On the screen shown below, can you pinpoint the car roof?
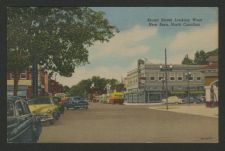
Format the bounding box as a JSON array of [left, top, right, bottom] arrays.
[[30, 96, 51, 99], [7, 96, 23, 102]]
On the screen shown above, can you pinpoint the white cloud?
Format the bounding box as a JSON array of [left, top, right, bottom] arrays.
[[169, 23, 218, 55], [89, 25, 158, 61], [167, 23, 218, 64], [56, 24, 159, 87]]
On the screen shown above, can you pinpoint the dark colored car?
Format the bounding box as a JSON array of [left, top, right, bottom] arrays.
[[65, 96, 89, 110], [7, 96, 42, 143], [182, 96, 203, 104]]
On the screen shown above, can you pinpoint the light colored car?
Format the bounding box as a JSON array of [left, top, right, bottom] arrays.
[[161, 96, 182, 104], [28, 97, 60, 124]]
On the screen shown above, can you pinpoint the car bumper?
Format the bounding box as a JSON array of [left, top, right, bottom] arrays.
[[67, 105, 88, 108], [36, 115, 54, 122]]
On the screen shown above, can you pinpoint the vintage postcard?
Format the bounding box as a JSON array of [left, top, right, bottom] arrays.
[[7, 7, 218, 143]]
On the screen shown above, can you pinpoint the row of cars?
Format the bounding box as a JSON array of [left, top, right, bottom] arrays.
[[7, 95, 89, 143], [161, 95, 205, 104]]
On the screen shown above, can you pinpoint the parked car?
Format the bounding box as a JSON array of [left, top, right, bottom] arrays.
[[65, 96, 89, 110], [52, 96, 65, 114], [28, 96, 60, 124], [161, 96, 183, 104], [182, 96, 203, 104], [54, 93, 68, 104], [7, 96, 42, 143]]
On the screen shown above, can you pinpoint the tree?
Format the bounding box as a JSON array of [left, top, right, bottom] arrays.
[[68, 76, 119, 97], [7, 7, 118, 96], [63, 85, 70, 94], [115, 83, 125, 92], [181, 54, 194, 65], [194, 50, 207, 65], [206, 48, 218, 57]]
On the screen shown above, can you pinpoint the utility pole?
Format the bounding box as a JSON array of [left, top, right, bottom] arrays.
[[165, 49, 168, 110], [185, 71, 192, 105], [160, 48, 173, 110]]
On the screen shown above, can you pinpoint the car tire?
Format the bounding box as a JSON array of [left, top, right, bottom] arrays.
[[49, 120, 54, 125], [53, 112, 58, 120]]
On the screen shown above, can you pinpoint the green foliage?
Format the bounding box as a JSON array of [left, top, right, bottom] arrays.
[[206, 48, 218, 57], [7, 7, 118, 77], [68, 76, 120, 97], [194, 50, 208, 65], [7, 7, 118, 95], [181, 54, 194, 65], [63, 85, 70, 93], [181, 48, 218, 65]]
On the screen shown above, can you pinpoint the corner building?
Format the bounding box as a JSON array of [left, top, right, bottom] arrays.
[[125, 61, 205, 103]]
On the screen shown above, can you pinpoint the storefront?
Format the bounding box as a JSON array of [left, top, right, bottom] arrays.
[[7, 85, 28, 98]]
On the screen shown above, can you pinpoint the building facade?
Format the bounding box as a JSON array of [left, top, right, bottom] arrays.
[[7, 66, 49, 98], [202, 55, 218, 105], [125, 60, 205, 103]]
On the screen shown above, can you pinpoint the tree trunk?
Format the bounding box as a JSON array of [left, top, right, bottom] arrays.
[[32, 56, 38, 97], [13, 71, 20, 96]]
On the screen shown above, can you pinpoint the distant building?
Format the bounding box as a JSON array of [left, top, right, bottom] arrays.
[[48, 79, 64, 95], [124, 60, 205, 103], [202, 55, 218, 105]]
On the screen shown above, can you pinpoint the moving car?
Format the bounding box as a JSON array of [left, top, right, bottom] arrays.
[[161, 96, 182, 104], [7, 96, 42, 143], [28, 97, 60, 124], [65, 96, 89, 110], [182, 96, 203, 104], [108, 92, 124, 104]]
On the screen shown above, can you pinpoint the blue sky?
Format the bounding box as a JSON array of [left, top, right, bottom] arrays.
[[58, 7, 218, 87]]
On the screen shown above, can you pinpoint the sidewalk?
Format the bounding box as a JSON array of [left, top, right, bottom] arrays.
[[148, 104, 218, 118], [124, 102, 162, 106]]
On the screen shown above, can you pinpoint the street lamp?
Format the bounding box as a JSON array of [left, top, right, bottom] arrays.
[[159, 48, 173, 110], [185, 72, 192, 105], [90, 83, 95, 102]]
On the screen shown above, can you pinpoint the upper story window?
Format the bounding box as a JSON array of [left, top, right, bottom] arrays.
[[170, 77, 175, 81], [10, 73, 15, 79], [150, 77, 155, 81], [10, 71, 27, 80], [177, 77, 183, 81], [196, 77, 201, 80], [158, 77, 164, 81], [20, 72, 27, 79]]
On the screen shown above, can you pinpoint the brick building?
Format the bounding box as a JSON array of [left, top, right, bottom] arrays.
[[7, 66, 49, 98]]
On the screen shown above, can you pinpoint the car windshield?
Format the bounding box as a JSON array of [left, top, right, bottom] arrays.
[[28, 98, 52, 104], [7, 101, 14, 116], [73, 96, 81, 100]]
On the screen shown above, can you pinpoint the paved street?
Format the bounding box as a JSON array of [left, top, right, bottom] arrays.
[[38, 103, 218, 143]]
